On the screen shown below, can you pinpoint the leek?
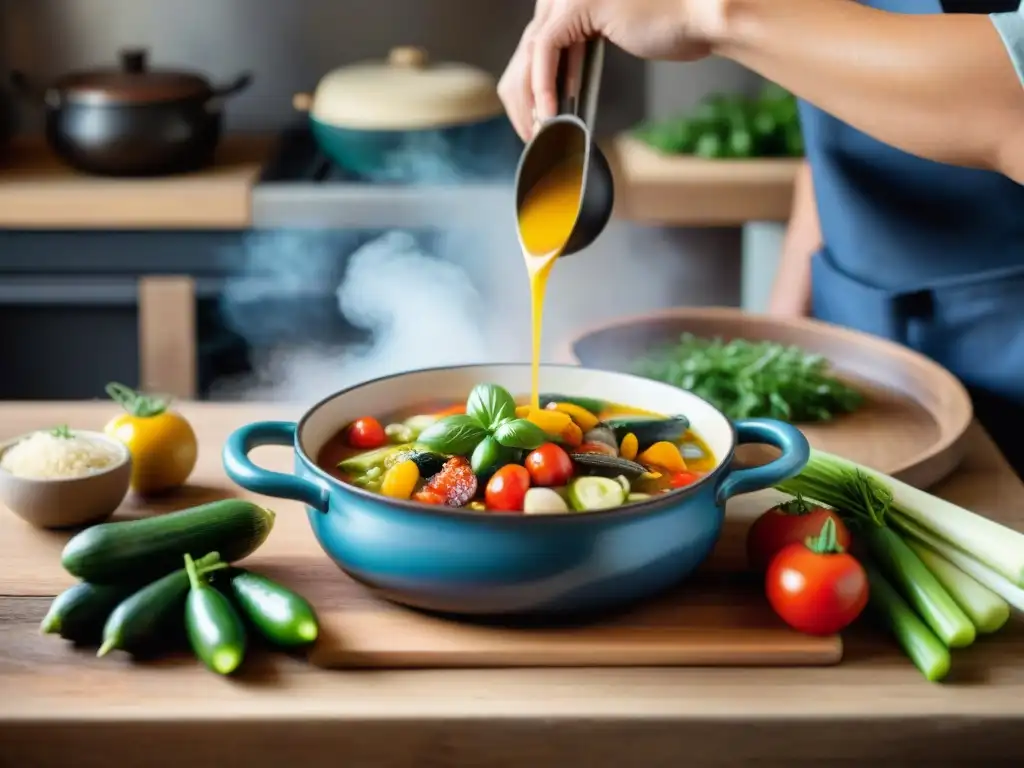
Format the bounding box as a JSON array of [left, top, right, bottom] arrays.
[[779, 461, 975, 648], [865, 562, 951, 682], [892, 512, 1024, 614], [791, 450, 1024, 586], [904, 538, 1010, 634]]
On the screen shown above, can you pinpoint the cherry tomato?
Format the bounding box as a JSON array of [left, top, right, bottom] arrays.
[[485, 464, 531, 511], [668, 471, 702, 488], [747, 498, 851, 572], [346, 417, 386, 449], [524, 443, 574, 487], [765, 519, 868, 635]]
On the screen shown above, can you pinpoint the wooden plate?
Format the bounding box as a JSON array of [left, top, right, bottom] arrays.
[[559, 307, 973, 490]]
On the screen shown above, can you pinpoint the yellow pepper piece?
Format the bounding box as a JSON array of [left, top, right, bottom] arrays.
[[549, 402, 599, 432], [523, 407, 572, 435], [637, 441, 687, 472], [560, 420, 583, 448], [515, 405, 532, 418], [466, 501, 487, 511], [381, 459, 420, 500], [619, 432, 639, 461]]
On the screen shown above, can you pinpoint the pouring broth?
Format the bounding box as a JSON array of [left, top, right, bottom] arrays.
[[517, 154, 585, 409]]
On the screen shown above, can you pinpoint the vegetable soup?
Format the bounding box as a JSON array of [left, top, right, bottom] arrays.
[[316, 382, 716, 515]]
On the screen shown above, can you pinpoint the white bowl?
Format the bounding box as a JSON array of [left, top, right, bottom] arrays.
[[0, 430, 132, 529]]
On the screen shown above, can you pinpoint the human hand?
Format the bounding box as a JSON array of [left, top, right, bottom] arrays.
[[498, 0, 722, 140]]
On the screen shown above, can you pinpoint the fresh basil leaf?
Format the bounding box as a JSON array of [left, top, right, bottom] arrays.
[[465, 383, 517, 430], [493, 418, 547, 451], [470, 435, 501, 476], [416, 415, 488, 456]]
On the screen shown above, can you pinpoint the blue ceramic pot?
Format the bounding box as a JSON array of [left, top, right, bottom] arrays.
[[223, 364, 810, 617]]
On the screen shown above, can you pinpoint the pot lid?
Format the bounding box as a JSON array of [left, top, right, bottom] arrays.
[[53, 49, 212, 105], [307, 47, 503, 130]]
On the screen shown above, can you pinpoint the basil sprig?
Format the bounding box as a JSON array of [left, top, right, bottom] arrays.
[[417, 383, 548, 458]]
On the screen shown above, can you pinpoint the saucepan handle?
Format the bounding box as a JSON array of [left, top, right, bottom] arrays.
[[222, 421, 330, 513], [715, 419, 810, 505]]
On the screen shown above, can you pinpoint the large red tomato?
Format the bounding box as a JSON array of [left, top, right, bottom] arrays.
[[765, 519, 868, 636], [524, 443, 573, 487]]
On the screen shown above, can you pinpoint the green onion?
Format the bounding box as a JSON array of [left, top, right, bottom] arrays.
[[792, 450, 1024, 587], [779, 459, 975, 648], [891, 512, 1024, 614], [865, 563, 951, 683], [904, 538, 1010, 634]]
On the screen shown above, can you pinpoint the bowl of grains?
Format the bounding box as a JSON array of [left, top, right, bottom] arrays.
[[0, 425, 131, 528]]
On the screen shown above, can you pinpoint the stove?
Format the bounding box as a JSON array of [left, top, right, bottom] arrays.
[[251, 126, 520, 229]]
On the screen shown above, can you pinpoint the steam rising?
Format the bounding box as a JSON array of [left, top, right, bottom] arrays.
[[213, 131, 731, 404]]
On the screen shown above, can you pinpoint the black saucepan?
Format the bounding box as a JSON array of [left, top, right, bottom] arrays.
[[10, 49, 252, 177]]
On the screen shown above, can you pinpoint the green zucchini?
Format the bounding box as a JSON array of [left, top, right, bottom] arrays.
[[40, 581, 142, 645], [61, 499, 275, 584], [567, 476, 626, 512], [337, 443, 414, 475], [604, 415, 690, 451], [97, 552, 225, 658], [184, 555, 247, 675], [539, 394, 606, 414], [225, 568, 319, 647]]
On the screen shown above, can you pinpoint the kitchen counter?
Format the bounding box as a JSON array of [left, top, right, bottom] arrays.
[[3, 401, 1021, 767], [0, 134, 799, 230]]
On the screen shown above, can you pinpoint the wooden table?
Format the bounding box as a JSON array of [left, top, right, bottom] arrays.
[[2, 402, 1024, 768]]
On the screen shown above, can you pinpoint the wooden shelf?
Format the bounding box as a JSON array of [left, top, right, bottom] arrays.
[[606, 135, 801, 226], [0, 133, 800, 230], [0, 135, 274, 230]]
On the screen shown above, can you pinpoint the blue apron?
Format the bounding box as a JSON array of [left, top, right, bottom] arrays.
[[800, 0, 1024, 474]]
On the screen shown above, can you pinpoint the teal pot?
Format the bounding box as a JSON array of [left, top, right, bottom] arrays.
[[222, 364, 810, 619], [293, 47, 521, 182]]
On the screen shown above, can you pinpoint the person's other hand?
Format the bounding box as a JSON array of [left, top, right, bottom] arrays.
[[499, 0, 722, 141]]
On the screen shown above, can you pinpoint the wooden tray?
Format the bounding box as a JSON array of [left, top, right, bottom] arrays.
[[561, 307, 974, 490], [0, 402, 840, 670]]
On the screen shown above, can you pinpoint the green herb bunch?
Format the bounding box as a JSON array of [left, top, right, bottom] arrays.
[[416, 384, 546, 474], [632, 334, 863, 423]]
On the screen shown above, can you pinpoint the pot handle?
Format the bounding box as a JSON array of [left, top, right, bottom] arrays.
[[715, 419, 810, 505], [222, 421, 330, 513], [211, 72, 254, 99]]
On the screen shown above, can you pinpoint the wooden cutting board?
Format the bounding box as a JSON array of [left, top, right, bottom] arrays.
[[0, 402, 841, 669]]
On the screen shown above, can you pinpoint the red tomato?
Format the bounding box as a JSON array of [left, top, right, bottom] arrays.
[[485, 465, 531, 511], [524, 443, 574, 487], [413, 489, 446, 505], [347, 417, 386, 449], [746, 499, 851, 572], [668, 471, 702, 488], [765, 535, 869, 635]]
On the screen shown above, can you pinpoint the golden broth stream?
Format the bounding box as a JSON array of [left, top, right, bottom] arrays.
[[516, 155, 585, 408]]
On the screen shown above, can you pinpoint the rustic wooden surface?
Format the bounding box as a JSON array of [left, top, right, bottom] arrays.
[[2, 402, 1024, 767], [564, 306, 975, 491], [0, 136, 272, 229]]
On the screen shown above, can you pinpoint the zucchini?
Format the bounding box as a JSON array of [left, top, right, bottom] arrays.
[[40, 581, 142, 645], [567, 476, 626, 512], [400, 450, 448, 478], [604, 415, 690, 451], [225, 568, 319, 647], [97, 552, 225, 657], [338, 443, 414, 475], [185, 554, 247, 675], [539, 394, 606, 414], [61, 500, 275, 584], [570, 452, 648, 479]]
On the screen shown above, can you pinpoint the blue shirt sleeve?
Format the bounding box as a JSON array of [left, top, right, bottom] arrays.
[[992, 5, 1024, 87]]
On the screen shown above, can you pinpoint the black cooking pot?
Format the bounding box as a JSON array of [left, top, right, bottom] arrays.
[[10, 49, 252, 177]]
